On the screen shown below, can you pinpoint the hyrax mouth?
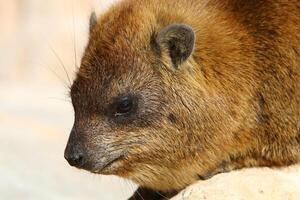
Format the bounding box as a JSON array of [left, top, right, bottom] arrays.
[[91, 153, 126, 175]]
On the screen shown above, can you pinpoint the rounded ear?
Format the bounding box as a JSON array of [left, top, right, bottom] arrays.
[[156, 24, 195, 69], [89, 11, 97, 34]]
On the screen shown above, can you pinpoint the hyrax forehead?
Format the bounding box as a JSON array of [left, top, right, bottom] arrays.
[[75, 4, 158, 87]]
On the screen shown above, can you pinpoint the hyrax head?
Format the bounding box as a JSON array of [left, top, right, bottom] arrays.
[[64, 6, 214, 191]]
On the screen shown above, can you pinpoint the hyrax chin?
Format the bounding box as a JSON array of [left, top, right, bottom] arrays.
[[64, 0, 300, 199]]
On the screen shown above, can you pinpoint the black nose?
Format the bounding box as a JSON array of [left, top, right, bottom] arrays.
[[65, 152, 85, 167], [64, 143, 86, 168]]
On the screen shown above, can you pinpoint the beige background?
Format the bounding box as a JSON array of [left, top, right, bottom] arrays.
[[0, 0, 135, 199]]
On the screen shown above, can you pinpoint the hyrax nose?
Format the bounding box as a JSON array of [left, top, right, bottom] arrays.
[[64, 145, 86, 168]]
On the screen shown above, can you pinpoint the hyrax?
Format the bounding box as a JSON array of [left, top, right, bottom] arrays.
[[64, 0, 300, 199]]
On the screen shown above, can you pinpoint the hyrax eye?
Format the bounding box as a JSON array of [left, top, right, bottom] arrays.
[[116, 96, 133, 115], [113, 95, 137, 117]]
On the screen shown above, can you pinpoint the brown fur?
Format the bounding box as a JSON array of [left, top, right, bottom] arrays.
[[65, 0, 300, 197]]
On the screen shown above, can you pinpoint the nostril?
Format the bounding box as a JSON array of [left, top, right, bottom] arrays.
[[74, 153, 84, 165], [65, 152, 85, 167]]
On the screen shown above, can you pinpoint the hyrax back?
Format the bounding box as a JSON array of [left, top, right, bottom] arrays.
[[65, 0, 300, 194]]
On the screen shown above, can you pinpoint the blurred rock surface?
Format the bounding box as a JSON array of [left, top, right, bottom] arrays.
[[171, 166, 300, 200]]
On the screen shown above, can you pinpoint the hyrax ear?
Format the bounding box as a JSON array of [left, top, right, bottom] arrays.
[[89, 11, 97, 34], [156, 24, 195, 69]]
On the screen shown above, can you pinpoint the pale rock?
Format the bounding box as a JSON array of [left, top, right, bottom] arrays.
[[172, 165, 300, 200]]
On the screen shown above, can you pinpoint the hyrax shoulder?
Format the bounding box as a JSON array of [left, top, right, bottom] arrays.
[[65, 0, 300, 198]]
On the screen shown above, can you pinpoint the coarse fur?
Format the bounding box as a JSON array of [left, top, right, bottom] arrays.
[[65, 0, 300, 199]]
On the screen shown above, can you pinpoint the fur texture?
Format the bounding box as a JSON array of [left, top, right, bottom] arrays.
[[65, 0, 300, 197]]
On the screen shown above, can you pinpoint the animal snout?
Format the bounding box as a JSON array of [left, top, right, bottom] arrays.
[[64, 143, 86, 168], [64, 149, 85, 167]]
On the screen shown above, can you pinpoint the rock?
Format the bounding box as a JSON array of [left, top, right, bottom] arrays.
[[171, 165, 300, 200]]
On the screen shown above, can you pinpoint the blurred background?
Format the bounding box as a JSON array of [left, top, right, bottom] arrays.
[[0, 0, 135, 199]]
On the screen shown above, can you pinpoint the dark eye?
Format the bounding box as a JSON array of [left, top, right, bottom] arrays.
[[115, 96, 134, 116]]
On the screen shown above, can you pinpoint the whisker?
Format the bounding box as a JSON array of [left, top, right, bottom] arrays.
[[155, 191, 169, 200], [48, 44, 72, 87], [118, 179, 127, 200], [47, 97, 71, 103], [135, 187, 146, 200], [72, 0, 78, 70], [126, 180, 142, 200], [35, 27, 73, 89], [38, 60, 70, 90]]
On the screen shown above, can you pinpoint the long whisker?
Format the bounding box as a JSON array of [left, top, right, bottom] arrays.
[[48, 44, 72, 87], [47, 97, 71, 103], [38, 60, 70, 90], [155, 191, 169, 200], [118, 179, 127, 200], [126, 181, 145, 200], [36, 27, 73, 89], [72, 0, 78, 70]]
